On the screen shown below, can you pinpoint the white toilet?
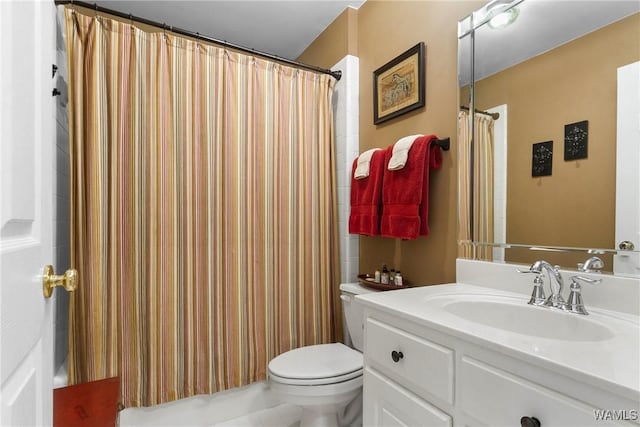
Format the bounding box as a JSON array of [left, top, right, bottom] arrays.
[[268, 282, 378, 427]]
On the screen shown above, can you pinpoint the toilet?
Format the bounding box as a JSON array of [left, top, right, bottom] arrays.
[[268, 282, 378, 427]]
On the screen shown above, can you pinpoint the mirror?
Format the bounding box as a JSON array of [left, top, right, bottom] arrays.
[[458, 0, 640, 274]]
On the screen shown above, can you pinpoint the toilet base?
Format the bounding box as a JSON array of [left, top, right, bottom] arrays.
[[268, 378, 362, 427], [300, 410, 339, 427], [298, 391, 362, 427]]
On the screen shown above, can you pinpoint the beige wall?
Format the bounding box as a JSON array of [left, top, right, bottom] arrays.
[[299, 1, 483, 285], [297, 7, 358, 69], [473, 14, 640, 267]]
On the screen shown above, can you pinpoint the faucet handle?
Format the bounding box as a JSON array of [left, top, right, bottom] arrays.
[[517, 268, 546, 305], [528, 275, 546, 306], [566, 276, 601, 315], [571, 275, 602, 285]]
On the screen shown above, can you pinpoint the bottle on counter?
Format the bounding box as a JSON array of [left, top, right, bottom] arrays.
[[395, 271, 403, 286], [374, 269, 381, 283], [390, 269, 396, 283], [381, 264, 390, 285]]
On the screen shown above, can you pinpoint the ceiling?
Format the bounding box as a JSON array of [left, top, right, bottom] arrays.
[[459, 0, 640, 85], [95, 0, 365, 60]]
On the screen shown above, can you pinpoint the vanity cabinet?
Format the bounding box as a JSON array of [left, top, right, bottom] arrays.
[[362, 308, 639, 427]]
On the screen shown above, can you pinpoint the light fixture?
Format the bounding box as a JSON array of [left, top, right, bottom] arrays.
[[486, 2, 520, 30]]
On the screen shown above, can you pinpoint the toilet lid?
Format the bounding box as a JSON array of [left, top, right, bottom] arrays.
[[268, 343, 362, 382]]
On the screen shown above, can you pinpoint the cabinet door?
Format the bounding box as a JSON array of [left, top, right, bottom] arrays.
[[459, 357, 608, 427], [363, 368, 451, 427]]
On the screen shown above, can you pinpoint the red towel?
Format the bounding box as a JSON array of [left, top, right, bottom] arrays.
[[349, 149, 385, 236], [420, 137, 443, 236], [380, 135, 442, 239]]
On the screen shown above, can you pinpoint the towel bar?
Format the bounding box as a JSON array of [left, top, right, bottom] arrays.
[[433, 137, 450, 151]]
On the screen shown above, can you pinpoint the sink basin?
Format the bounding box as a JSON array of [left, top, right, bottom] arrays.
[[441, 298, 615, 342]]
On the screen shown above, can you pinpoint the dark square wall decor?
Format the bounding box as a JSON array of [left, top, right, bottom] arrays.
[[564, 120, 589, 160], [532, 141, 553, 177]]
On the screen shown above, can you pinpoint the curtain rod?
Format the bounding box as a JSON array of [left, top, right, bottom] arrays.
[[460, 106, 500, 120], [54, 0, 342, 81]]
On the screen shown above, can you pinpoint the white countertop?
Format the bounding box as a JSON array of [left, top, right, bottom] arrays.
[[357, 282, 640, 401]]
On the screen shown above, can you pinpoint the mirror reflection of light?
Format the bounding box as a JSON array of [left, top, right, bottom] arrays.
[[488, 7, 519, 29]]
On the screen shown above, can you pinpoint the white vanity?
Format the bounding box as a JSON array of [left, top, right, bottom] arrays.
[[358, 260, 640, 426]]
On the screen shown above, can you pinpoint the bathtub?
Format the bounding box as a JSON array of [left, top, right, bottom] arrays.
[[53, 358, 68, 389]]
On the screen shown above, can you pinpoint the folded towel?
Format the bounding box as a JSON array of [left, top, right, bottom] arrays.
[[419, 137, 443, 236], [380, 135, 442, 239], [388, 134, 423, 170], [354, 148, 382, 179], [349, 149, 385, 236]]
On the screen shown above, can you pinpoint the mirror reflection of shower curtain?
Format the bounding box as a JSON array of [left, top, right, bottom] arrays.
[[458, 110, 494, 260], [64, 8, 340, 408]]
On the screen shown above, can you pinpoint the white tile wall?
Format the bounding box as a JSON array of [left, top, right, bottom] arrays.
[[489, 104, 507, 262], [332, 55, 360, 283], [53, 8, 71, 372]]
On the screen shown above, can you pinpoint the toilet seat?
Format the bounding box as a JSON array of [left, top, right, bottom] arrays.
[[268, 343, 363, 386]]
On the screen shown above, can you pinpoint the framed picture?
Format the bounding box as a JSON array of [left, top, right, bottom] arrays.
[[373, 42, 425, 125], [532, 141, 553, 177], [564, 120, 588, 160]]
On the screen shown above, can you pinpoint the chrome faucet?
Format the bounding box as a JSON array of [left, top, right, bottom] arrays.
[[529, 260, 567, 310], [519, 260, 603, 315], [578, 256, 604, 273]]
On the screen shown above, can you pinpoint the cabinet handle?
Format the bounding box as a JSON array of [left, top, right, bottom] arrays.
[[391, 350, 404, 363], [520, 416, 541, 427]]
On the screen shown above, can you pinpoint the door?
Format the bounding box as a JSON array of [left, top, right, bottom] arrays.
[[614, 61, 640, 277], [1, 1, 56, 425]]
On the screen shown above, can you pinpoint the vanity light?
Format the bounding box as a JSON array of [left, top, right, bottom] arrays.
[[488, 6, 519, 29]]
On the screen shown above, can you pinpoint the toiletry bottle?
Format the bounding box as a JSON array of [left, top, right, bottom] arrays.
[[381, 264, 389, 285], [374, 270, 381, 283], [395, 271, 403, 286], [390, 269, 396, 283]]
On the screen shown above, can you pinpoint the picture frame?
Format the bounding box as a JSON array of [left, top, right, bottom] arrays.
[[564, 120, 589, 161], [373, 42, 425, 125], [532, 141, 553, 177]]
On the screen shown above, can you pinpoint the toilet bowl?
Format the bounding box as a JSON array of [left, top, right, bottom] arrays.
[[267, 282, 378, 427]]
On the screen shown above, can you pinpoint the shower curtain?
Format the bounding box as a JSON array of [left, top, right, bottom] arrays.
[[458, 110, 494, 260], [65, 7, 340, 407]]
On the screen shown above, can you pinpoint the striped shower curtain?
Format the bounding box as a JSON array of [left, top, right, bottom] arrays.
[[457, 110, 494, 260], [65, 7, 340, 407]]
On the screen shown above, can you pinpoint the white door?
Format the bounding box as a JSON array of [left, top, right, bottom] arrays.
[[614, 61, 640, 277], [1, 1, 56, 425]]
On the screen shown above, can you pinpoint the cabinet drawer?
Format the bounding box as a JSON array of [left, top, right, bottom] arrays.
[[364, 367, 452, 427], [459, 356, 603, 427], [365, 318, 454, 404]]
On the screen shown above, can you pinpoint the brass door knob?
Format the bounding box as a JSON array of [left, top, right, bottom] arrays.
[[43, 265, 78, 298]]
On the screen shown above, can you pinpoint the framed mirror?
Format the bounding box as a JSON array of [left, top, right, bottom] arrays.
[[458, 0, 640, 276]]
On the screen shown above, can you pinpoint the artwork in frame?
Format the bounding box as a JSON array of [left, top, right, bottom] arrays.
[[532, 141, 553, 177], [373, 42, 425, 125], [564, 120, 588, 161]]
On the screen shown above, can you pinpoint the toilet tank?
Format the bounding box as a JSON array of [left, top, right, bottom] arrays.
[[339, 282, 379, 352]]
